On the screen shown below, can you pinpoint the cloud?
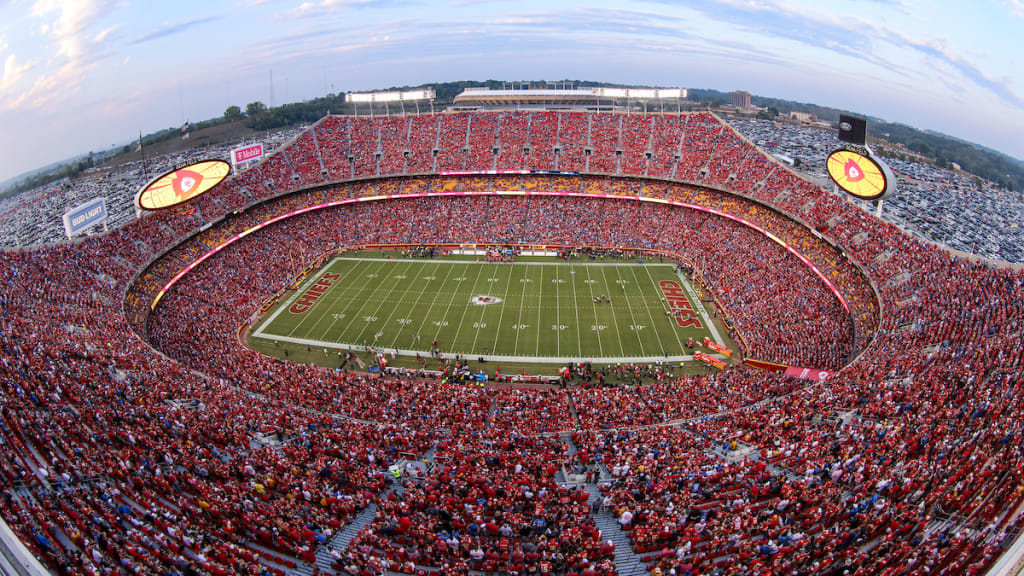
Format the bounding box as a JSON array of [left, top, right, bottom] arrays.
[[897, 36, 1024, 108], [643, 0, 917, 74], [482, 7, 689, 38], [1008, 0, 1024, 17], [31, 0, 110, 61], [93, 24, 118, 43], [644, 0, 1023, 110], [131, 15, 223, 45], [1, 53, 34, 95], [860, 0, 912, 13], [277, 0, 413, 20], [1, 0, 115, 109]]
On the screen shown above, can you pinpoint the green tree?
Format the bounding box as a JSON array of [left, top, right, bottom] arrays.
[[224, 105, 243, 122], [245, 101, 267, 118]]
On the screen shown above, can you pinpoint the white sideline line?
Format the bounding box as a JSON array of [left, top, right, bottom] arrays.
[[249, 332, 724, 365], [677, 271, 727, 346], [333, 257, 675, 267]]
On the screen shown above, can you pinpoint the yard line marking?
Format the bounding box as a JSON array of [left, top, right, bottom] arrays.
[[536, 264, 543, 357], [387, 261, 443, 350], [615, 266, 646, 350], [352, 260, 418, 345], [639, 265, 685, 354], [300, 259, 387, 342], [429, 262, 462, 343], [600, 266, 626, 356], [512, 264, 530, 355], [411, 262, 456, 351], [582, 265, 604, 357], [449, 263, 486, 348], [377, 261, 437, 349], [254, 257, 363, 338], [331, 259, 398, 344], [555, 265, 561, 357], [570, 264, 582, 357], [490, 264, 516, 353]]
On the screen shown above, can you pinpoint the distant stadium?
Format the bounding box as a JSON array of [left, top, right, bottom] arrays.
[[0, 86, 1021, 576]]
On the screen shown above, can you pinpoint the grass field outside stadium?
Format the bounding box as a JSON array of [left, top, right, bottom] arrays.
[[247, 253, 736, 373]]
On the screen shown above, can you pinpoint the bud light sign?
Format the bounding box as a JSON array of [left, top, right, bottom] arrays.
[[62, 197, 107, 238]]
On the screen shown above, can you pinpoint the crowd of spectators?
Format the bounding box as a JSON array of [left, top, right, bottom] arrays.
[[0, 110, 1021, 576], [347, 436, 616, 575], [8, 112, 1021, 266]]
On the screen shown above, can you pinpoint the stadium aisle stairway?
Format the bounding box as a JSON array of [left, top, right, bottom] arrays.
[[315, 445, 437, 575], [585, 483, 647, 576], [560, 434, 647, 576], [315, 480, 400, 574]]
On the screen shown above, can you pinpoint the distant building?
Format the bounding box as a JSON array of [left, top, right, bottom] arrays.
[[732, 91, 752, 108], [789, 111, 817, 123]]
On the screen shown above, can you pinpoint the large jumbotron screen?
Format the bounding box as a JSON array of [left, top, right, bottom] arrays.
[[135, 159, 231, 211], [826, 149, 889, 200]]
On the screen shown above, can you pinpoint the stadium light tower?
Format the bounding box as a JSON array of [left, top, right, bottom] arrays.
[[345, 89, 436, 117], [593, 87, 686, 115]]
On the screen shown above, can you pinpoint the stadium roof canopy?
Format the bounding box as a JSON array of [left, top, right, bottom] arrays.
[[451, 86, 687, 111]]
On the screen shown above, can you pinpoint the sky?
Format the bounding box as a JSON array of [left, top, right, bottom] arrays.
[[0, 0, 1023, 184]]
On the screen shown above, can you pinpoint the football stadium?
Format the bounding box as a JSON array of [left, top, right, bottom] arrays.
[[1, 89, 1024, 576]]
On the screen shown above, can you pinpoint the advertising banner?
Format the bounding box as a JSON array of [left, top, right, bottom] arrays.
[[62, 197, 107, 237], [784, 366, 832, 381], [231, 143, 265, 167]]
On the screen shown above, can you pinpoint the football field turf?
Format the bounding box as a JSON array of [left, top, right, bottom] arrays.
[[250, 256, 728, 363]]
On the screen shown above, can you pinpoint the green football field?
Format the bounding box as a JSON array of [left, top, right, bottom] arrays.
[[249, 256, 730, 363]]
